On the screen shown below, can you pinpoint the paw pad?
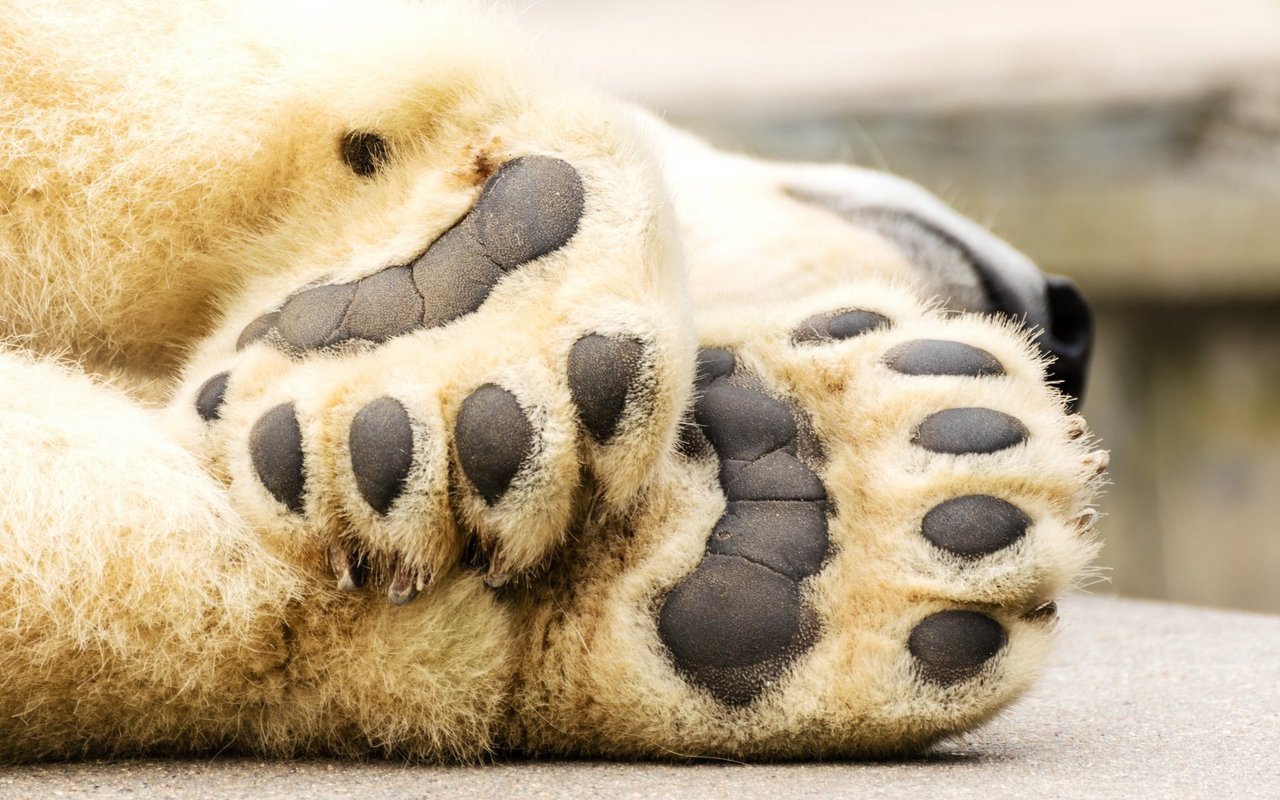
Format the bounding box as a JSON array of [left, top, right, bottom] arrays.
[[195, 371, 230, 422], [348, 397, 414, 515], [659, 348, 829, 705], [793, 309, 889, 343], [908, 610, 1006, 685], [921, 495, 1030, 558], [567, 334, 644, 443], [239, 156, 585, 353], [455, 384, 534, 505], [249, 402, 306, 513], [913, 407, 1029, 455], [885, 339, 1004, 377]]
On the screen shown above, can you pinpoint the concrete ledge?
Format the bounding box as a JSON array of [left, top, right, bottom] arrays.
[[2, 595, 1274, 798], [503, 0, 1280, 300]]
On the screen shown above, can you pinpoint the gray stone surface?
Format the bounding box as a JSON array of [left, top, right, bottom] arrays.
[[1, 594, 1275, 798]]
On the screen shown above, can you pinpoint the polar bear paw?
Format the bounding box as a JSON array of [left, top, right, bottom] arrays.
[[178, 151, 691, 601], [515, 282, 1106, 757]]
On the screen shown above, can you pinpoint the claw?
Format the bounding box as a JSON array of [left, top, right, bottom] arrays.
[[1083, 449, 1110, 475], [483, 548, 513, 589], [328, 544, 367, 592], [1022, 601, 1059, 624], [1069, 508, 1099, 535], [1066, 414, 1087, 440], [387, 560, 425, 606]]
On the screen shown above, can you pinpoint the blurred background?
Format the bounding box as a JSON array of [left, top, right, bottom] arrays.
[[501, 0, 1280, 613]]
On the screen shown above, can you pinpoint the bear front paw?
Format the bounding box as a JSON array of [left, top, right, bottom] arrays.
[[176, 146, 692, 600]]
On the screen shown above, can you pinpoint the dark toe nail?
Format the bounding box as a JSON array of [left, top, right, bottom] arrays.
[[387, 561, 423, 605], [567, 334, 645, 442], [483, 548, 513, 589], [922, 495, 1030, 557], [195, 371, 231, 422], [913, 407, 1029, 454], [249, 402, 306, 513], [908, 610, 1006, 685], [328, 544, 368, 591], [885, 339, 1005, 377], [348, 397, 415, 515], [455, 385, 534, 504], [1022, 601, 1058, 624]]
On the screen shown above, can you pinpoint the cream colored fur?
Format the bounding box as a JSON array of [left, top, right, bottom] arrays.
[[0, 0, 1103, 762]]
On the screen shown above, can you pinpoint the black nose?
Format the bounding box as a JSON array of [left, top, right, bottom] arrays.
[[1038, 275, 1093, 412]]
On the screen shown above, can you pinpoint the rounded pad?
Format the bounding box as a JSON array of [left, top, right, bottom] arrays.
[[694, 347, 736, 390], [275, 284, 357, 350], [695, 382, 797, 461], [455, 384, 534, 505], [913, 407, 1029, 455], [348, 397, 415, 515], [195, 371, 230, 422], [472, 156, 584, 269], [567, 334, 644, 442], [922, 495, 1030, 557], [885, 339, 1005, 377], [411, 225, 504, 328], [663, 356, 829, 704], [334, 266, 424, 344], [794, 309, 889, 343], [658, 555, 815, 704], [908, 610, 1007, 685], [249, 403, 306, 514], [236, 312, 279, 351], [708, 501, 829, 580], [720, 451, 826, 502]]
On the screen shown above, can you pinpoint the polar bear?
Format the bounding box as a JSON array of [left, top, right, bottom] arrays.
[[0, 0, 1104, 761]]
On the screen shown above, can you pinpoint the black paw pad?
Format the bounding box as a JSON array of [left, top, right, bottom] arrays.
[[472, 156, 585, 269], [348, 397, 415, 515], [908, 610, 1006, 685], [275, 283, 359, 351], [694, 347, 736, 390], [657, 555, 820, 706], [922, 495, 1030, 557], [236, 312, 279, 351], [413, 156, 584, 328], [245, 156, 584, 354], [455, 385, 534, 504], [694, 382, 797, 462], [659, 355, 829, 705], [708, 501, 829, 580], [913, 407, 1029, 455], [333, 266, 425, 345], [567, 334, 645, 442], [249, 403, 306, 513], [720, 451, 826, 502], [793, 309, 889, 343], [885, 340, 1005, 377], [195, 372, 230, 422]]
